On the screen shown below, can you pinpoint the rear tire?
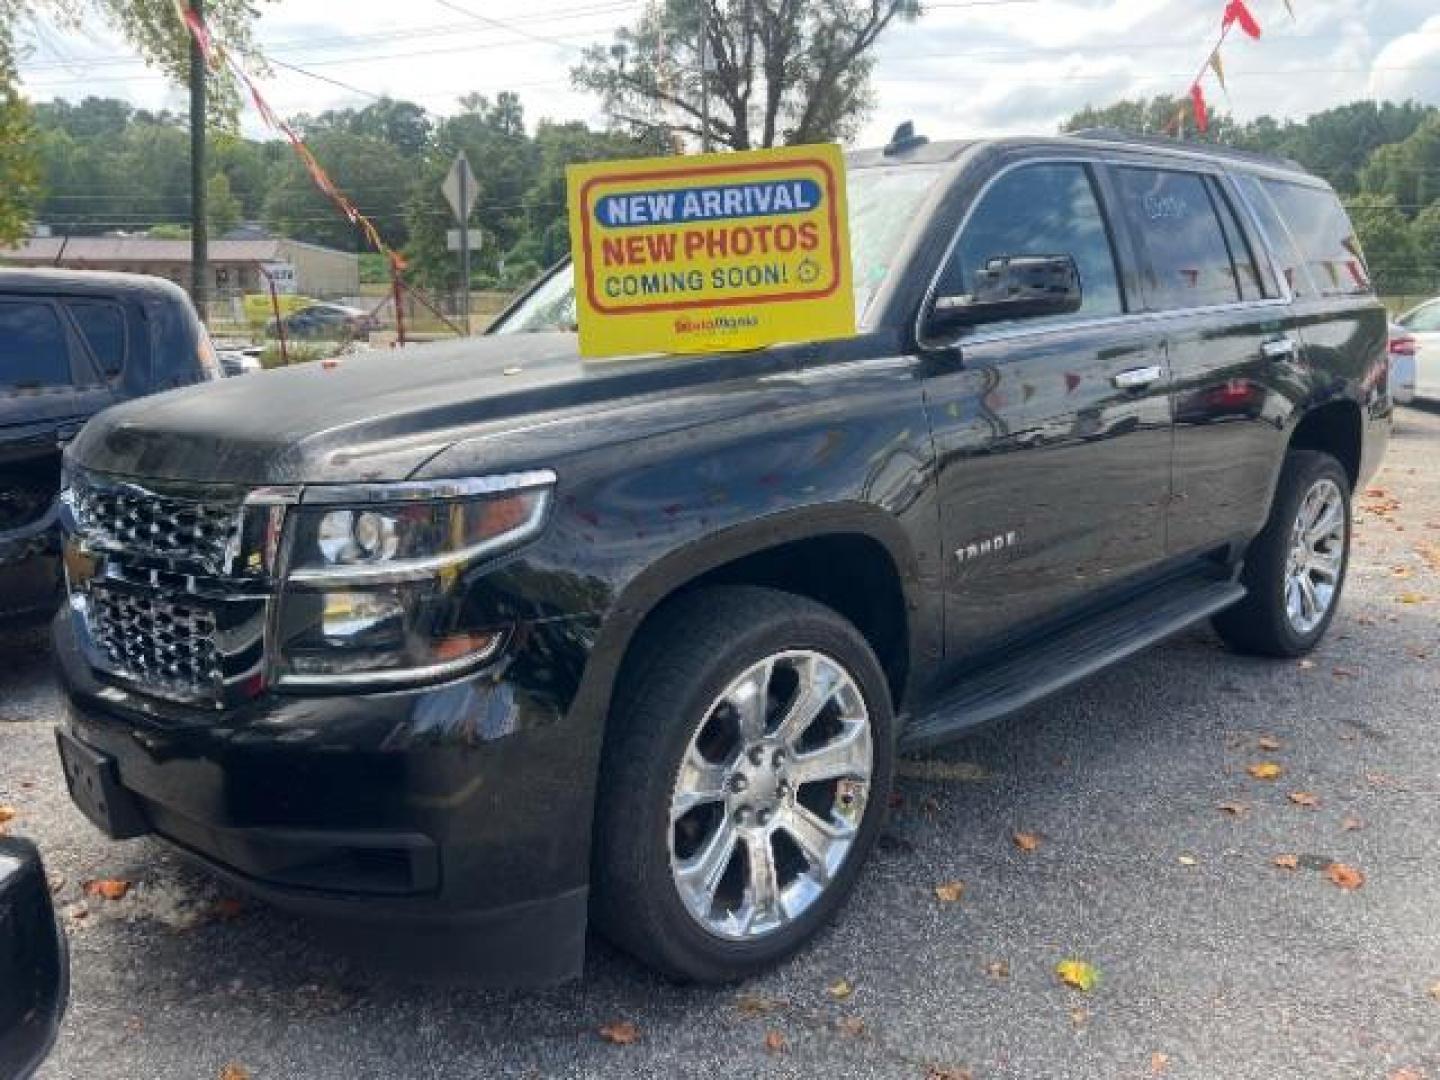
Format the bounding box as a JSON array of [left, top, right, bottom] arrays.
[[592, 586, 895, 983], [1212, 449, 1351, 657]]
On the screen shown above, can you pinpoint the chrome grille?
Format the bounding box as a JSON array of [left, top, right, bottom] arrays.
[[88, 586, 224, 703], [71, 474, 241, 576]]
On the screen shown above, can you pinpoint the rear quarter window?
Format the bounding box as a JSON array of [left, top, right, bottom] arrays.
[[1113, 167, 1243, 310], [1259, 179, 1371, 297], [64, 300, 127, 379]]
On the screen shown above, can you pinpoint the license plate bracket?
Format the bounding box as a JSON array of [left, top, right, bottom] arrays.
[[55, 729, 149, 840]]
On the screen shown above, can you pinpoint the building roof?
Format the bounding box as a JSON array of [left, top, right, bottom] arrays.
[[0, 236, 355, 264]]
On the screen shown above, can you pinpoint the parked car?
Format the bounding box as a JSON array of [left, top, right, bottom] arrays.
[[265, 302, 377, 341], [1390, 323, 1416, 405], [0, 838, 68, 1080], [52, 130, 1390, 986], [1395, 297, 1439, 403], [1, 269, 219, 623], [217, 346, 263, 376]]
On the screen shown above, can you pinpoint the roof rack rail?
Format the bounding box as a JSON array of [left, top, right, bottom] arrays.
[[1066, 128, 1305, 173]]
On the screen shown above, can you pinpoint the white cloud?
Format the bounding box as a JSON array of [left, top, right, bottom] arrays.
[[1368, 13, 1440, 103]]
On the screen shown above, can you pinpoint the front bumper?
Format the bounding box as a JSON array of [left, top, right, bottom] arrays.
[[52, 606, 603, 985]]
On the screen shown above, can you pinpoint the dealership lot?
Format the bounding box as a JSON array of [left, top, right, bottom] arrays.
[[3, 407, 1439, 1080]]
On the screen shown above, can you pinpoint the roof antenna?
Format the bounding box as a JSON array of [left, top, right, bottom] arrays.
[[884, 120, 928, 156]]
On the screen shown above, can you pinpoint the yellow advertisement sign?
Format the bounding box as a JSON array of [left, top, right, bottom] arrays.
[[567, 144, 854, 358]]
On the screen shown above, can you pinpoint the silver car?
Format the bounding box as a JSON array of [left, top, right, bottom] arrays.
[[1396, 298, 1440, 403]]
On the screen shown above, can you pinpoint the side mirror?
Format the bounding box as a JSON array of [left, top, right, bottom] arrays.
[[0, 839, 67, 1080], [927, 254, 1082, 335]]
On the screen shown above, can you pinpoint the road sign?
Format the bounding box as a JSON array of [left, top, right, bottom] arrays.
[[441, 153, 479, 223], [566, 143, 854, 359], [447, 229, 485, 252]]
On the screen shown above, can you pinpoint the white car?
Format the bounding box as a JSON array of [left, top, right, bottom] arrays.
[[1396, 298, 1440, 403]]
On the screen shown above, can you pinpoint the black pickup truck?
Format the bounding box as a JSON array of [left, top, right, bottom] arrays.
[[52, 131, 1390, 985], [1, 269, 218, 622]]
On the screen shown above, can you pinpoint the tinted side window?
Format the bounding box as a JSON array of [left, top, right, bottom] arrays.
[[65, 301, 127, 378], [1234, 173, 1312, 299], [941, 162, 1123, 328], [1115, 168, 1240, 310], [1260, 179, 1370, 296], [0, 301, 73, 391], [1207, 178, 1269, 301]]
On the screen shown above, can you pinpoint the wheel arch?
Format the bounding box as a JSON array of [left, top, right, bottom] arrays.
[[1287, 398, 1363, 488]]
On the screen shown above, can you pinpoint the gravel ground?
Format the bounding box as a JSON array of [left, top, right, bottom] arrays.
[[4, 407, 1439, 1080]]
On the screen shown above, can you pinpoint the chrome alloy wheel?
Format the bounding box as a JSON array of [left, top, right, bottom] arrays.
[[667, 650, 873, 941], [1284, 477, 1346, 635]]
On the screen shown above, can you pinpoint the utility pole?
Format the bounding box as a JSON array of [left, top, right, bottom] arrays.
[[189, 0, 208, 319], [698, 7, 712, 152]]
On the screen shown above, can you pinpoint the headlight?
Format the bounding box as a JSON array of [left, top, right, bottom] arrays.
[[271, 470, 555, 689]]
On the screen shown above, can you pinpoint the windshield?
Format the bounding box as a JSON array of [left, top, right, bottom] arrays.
[[493, 164, 942, 335]]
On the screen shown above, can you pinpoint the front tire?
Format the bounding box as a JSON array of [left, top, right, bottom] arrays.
[[1213, 449, 1351, 657], [593, 586, 895, 983]]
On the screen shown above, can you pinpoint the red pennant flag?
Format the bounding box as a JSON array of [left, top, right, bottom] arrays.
[[1190, 83, 1210, 133], [1222, 0, 1262, 39]]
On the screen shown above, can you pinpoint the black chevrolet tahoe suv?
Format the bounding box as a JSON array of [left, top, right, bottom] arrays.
[[1, 269, 218, 622], [52, 132, 1390, 985]]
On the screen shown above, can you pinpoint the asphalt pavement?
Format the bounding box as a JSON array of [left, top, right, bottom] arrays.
[[4, 407, 1439, 1080]]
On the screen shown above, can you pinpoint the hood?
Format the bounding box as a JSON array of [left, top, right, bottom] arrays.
[[72, 332, 795, 486]]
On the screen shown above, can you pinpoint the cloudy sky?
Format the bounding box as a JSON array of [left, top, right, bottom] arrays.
[[13, 0, 1440, 144]]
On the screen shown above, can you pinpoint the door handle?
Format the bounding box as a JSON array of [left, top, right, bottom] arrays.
[[1261, 337, 1298, 361], [1112, 365, 1163, 390]]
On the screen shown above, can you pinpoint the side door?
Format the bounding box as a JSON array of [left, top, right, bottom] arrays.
[[919, 158, 1173, 661], [1106, 164, 1296, 557], [0, 297, 110, 615]]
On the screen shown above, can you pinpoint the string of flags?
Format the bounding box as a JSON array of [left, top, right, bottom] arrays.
[[170, 0, 405, 274], [1171, 0, 1294, 137]]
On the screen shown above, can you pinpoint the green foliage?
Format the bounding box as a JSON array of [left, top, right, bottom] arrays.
[[1359, 115, 1440, 212], [208, 171, 240, 234], [0, 39, 38, 244], [262, 130, 412, 251], [1346, 194, 1417, 294], [573, 0, 919, 151]]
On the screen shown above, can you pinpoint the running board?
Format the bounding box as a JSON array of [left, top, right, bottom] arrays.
[[899, 577, 1246, 752]]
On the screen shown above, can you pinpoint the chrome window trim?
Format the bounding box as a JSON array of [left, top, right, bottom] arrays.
[[914, 154, 1291, 352], [299, 469, 558, 506]]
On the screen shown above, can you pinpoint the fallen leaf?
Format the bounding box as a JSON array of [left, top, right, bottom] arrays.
[[984, 959, 1010, 979], [1151, 1052, 1171, 1075], [1396, 592, 1429, 605], [1013, 831, 1042, 853], [0, 805, 15, 828], [1178, 855, 1197, 867], [826, 977, 854, 1000], [763, 1029, 787, 1054], [83, 878, 131, 901], [1355, 614, 1378, 627], [835, 1015, 866, 1038], [1070, 1005, 1089, 1027], [1257, 736, 1282, 751], [934, 880, 965, 904], [62, 902, 88, 921], [1055, 959, 1099, 991], [1427, 981, 1440, 1002], [1326, 862, 1365, 890], [210, 898, 246, 921], [1389, 1069, 1423, 1080], [1248, 762, 1284, 781], [1342, 817, 1364, 832], [924, 1068, 974, 1080], [598, 1021, 640, 1046], [736, 993, 784, 1017], [1217, 801, 1250, 817], [219, 1065, 251, 1080], [1288, 792, 1320, 808], [1390, 566, 1414, 579], [1273, 854, 1300, 870], [1332, 667, 1359, 680]]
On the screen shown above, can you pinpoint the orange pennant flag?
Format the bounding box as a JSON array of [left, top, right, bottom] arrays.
[[1209, 50, 1227, 91]]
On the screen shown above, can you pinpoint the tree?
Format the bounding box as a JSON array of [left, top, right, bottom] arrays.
[[573, 0, 920, 151], [1346, 194, 1418, 295], [1061, 94, 1244, 143], [207, 171, 240, 234], [1359, 115, 1440, 214], [1411, 203, 1440, 289], [262, 130, 413, 251], [296, 98, 432, 159], [0, 40, 37, 243]]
